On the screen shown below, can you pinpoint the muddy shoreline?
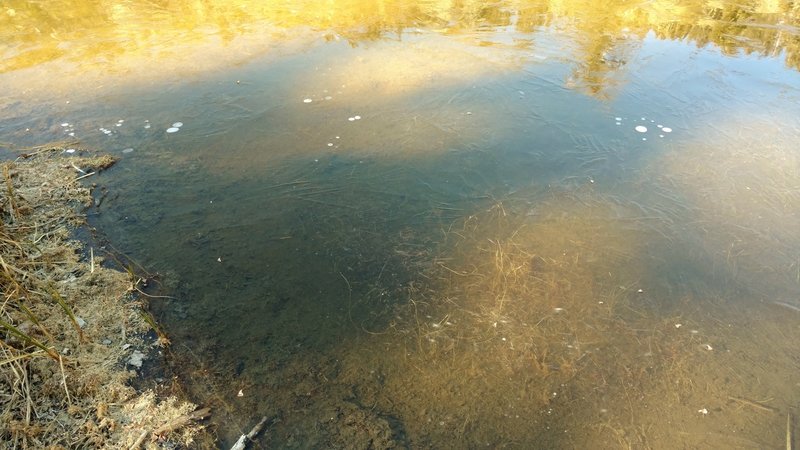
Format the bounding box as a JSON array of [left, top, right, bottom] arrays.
[[0, 146, 215, 449]]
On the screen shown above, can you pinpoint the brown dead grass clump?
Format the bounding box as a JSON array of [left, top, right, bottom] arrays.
[[0, 147, 209, 449]]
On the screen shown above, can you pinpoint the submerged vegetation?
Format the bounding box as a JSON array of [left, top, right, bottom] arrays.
[[0, 147, 209, 448], [148, 144, 799, 446]]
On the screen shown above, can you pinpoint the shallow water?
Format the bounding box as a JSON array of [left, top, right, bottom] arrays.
[[2, 0, 800, 448]]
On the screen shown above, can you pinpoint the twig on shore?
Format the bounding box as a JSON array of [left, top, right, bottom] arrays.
[[59, 355, 71, 406], [153, 407, 211, 436], [129, 430, 148, 450], [75, 171, 96, 181], [70, 162, 86, 174]]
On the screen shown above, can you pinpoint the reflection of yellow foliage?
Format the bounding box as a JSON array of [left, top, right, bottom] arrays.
[[0, 0, 798, 95]]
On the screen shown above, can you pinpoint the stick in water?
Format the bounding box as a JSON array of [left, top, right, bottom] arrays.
[[230, 416, 270, 450]]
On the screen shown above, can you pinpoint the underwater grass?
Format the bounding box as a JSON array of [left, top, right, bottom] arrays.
[[333, 182, 797, 447]]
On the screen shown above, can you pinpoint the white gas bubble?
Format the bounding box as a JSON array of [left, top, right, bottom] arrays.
[[641, 117, 646, 120], [354, 115, 361, 120], [122, 148, 134, 154], [68, 132, 75, 136], [115, 123, 122, 127], [615, 117, 622, 121], [642, 137, 647, 141], [659, 134, 664, 138], [657, 124, 663, 128], [616, 122, 621, 126], [144, 125, 151, 129], [65, 149, 76, 154], [303, 98, 313, 103], [662, 127, 672, 133], [348, 117, 355, 122], [327, 143, 333, 147], [166, 127, 180, 133], [172, 122, 183, 128], [117, 119, 124, 123], [61, 123, 70, 127], [324, 96, 332, 100], [635, 125, 648, 133]]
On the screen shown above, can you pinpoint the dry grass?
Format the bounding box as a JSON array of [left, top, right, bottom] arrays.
[[0, 147, 210, 449]]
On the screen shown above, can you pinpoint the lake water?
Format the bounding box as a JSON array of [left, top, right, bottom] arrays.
[[2, 1, 800, 448]]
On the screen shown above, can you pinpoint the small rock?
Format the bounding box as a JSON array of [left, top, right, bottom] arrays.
[[128, 350, 146, 368], [102, 339, 112, 345], [75, 317, 87, 328]]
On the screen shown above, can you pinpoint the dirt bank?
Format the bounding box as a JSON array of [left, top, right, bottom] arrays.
[[0, 146, 212, 449]]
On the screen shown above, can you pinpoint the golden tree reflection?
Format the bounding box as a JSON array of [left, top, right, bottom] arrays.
[[1, 0, 798, 95]]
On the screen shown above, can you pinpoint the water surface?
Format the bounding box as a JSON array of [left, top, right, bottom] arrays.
[[2, 0, 800, 448]]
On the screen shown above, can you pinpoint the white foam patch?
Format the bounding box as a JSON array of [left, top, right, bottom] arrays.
[[635, 125, 647, 133], [172, 122, 183, 128], [166, 127, 180, 133]]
